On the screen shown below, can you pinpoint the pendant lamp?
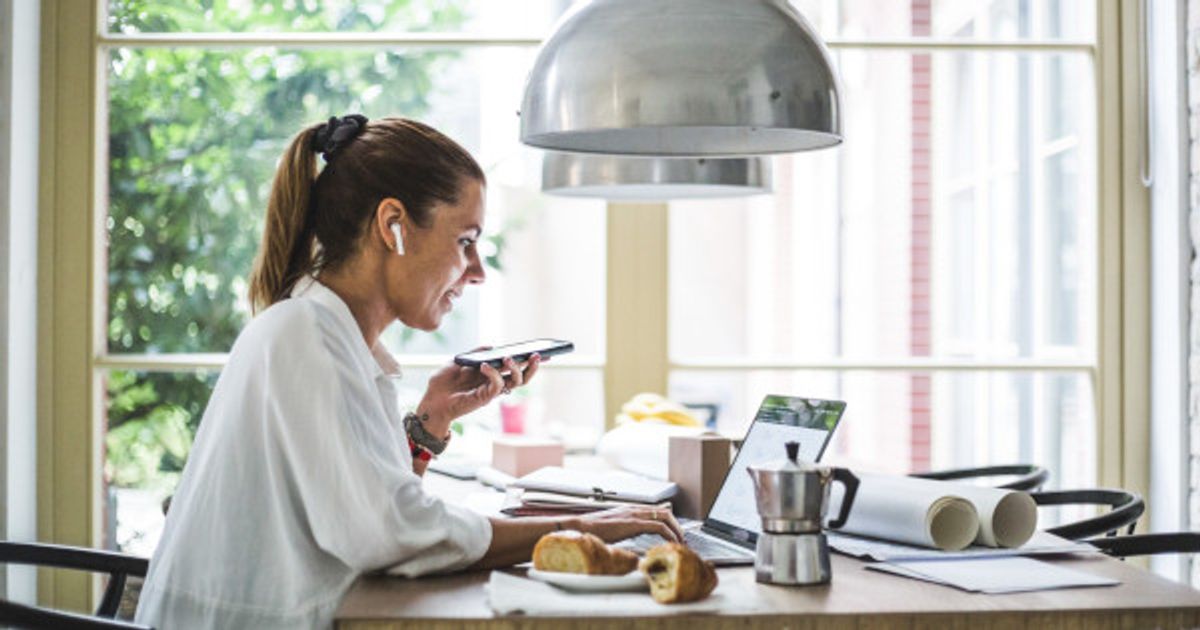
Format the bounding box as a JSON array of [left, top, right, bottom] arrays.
[[542, 153, 771, 200], [520, 0, 842, 156]]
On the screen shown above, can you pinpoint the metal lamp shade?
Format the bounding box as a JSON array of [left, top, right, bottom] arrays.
[[542, 153, 772, 200], [520, 0, 843, 156]]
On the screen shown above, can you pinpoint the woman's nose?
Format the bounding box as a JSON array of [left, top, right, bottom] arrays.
[[465, 252, 486, 285]]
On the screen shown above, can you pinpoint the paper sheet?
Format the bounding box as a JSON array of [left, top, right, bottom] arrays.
[[486, 571, 729, 616], [867, 556, 1120, 594], [829, 473, 1039, 550], [829, 530, 1096, 562]]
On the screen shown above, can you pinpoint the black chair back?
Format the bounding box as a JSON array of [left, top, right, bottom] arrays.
[[0, 598, 152, 629], [1086, 532, 1200, 558], [1031, 489, 1145, 540], [0, 542, 152, 629], [910, 464, 1050, 491]]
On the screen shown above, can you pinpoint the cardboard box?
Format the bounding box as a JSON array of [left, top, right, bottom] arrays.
[[668, 434, 732, 520], [491, 436, 565, 478]]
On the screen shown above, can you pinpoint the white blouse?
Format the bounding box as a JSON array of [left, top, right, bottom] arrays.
[[135, 279, 492, 630]]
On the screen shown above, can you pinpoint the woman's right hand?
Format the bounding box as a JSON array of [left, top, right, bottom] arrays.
[[573, 506, 684, 543]]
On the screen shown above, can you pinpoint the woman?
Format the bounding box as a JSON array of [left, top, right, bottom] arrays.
[[135, 115, 681, 629]]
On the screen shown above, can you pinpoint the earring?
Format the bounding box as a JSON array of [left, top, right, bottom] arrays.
[[390, 223, 405, 256]]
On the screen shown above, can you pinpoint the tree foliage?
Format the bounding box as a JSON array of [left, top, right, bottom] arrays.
[[104, 0, 469, 489]]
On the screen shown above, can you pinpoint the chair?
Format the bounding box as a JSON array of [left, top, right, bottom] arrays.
[[1030, 488, 1145, 540], [910, 464, 1050, 491], [1085, 532, 1200, 558], [0, 542, 152, 629]]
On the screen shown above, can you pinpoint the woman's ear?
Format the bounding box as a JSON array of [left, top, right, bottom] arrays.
[[374, 197, 407, 254]]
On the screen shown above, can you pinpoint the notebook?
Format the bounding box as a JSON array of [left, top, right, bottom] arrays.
[[511, 466, 678, 503]]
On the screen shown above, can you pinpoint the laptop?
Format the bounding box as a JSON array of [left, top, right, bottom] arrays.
[[621, 394, 846, 566]]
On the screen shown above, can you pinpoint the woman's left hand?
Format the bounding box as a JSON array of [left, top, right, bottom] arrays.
[[417, 351, 542, 437]]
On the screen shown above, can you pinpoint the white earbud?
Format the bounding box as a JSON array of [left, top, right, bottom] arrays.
[[390, 223, 405, 256]]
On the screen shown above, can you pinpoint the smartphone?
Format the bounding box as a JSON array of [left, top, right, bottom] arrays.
[[454, 338, 574, 368]]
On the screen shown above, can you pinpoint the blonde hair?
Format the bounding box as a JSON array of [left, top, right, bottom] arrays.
[[247, 117, 484, 313]]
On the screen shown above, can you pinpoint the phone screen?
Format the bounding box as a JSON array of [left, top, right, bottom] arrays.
[[454, 338, 573, 367]]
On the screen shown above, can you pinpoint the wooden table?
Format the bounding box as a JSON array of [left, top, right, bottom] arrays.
[[336, 471, 1200, 629]]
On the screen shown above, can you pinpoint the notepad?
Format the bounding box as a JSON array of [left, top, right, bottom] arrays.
[[511, 466, 678, 503]]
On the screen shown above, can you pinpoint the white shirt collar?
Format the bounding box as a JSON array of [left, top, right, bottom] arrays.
[[289, 276, 403, 380]]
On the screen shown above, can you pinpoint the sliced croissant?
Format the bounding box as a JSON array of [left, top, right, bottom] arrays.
[[532, 530, 638, 575], [639, 543, 718, 604]]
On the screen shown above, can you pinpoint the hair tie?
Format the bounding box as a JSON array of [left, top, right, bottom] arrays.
[[311, 114, 369, 162]]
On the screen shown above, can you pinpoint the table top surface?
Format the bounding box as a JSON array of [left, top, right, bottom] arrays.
[[336, 466, 1200, 623]]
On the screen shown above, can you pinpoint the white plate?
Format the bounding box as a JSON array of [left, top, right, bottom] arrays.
[[526, 568, 649, 593]]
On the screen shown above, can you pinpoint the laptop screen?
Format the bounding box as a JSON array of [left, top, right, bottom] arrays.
[[704, 395, 846, 543]]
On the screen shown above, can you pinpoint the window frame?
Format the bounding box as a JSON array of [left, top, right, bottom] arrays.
[[36, 0, 1147, 609]]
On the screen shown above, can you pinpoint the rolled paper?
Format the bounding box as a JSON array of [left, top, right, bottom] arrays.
[[828, 473, 1038, 551]]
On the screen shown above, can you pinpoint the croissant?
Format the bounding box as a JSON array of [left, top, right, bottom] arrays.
[[532, 530, 639, 575], [639, 543, 719, 604]]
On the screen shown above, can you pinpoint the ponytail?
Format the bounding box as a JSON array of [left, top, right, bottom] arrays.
[[248, 124, 322, 314]]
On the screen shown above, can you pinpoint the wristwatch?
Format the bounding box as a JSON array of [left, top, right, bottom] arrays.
[[403, 412, 450, 455]]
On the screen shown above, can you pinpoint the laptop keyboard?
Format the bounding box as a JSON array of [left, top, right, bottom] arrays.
[[620, 529, 755, 563]]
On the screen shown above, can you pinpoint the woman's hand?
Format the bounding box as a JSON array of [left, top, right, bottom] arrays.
[[575, 506, 684, 543], [417, 351, 542, 437]]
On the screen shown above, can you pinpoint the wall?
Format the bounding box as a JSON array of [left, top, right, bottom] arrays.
[[0, 0, 40, 604]]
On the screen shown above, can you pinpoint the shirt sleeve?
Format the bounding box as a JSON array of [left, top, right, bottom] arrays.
[[265, 311, 492, 575]]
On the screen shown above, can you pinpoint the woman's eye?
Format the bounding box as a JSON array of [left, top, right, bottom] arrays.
[[459, 238, 475, 248]]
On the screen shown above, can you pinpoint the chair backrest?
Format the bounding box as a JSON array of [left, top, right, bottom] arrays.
[[0, 542, 152, 630], [1031, 489, 1145, 540], [0, 598, 152, 630], [910, 464, 1050, 491], [1085, 532, 1200, 558]]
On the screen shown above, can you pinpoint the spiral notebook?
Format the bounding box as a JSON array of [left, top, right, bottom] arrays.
[[510, 466, 678, 504]]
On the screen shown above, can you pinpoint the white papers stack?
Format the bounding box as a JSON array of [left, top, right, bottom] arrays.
[[511, 466, 678, 503], [868, 556, 1120, 594], [829, 530, 1096, 562], [486, 571, 728, 616], [828, 473, 1039, 551]]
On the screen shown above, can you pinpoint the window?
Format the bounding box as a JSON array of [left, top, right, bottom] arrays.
[[100, 0, 604, 555], [670, 2, 1098, 492], [40, 1, 1138, 594]]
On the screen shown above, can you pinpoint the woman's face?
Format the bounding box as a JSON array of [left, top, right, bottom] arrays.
[[393, 180, 487, 331]]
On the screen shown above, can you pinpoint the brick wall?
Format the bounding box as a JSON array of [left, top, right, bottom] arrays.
[[1189, 0, 1200, 588], [910, 0, 932, 472]]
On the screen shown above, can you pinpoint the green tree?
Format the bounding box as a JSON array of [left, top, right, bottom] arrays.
[[104, 0, 470, 491]]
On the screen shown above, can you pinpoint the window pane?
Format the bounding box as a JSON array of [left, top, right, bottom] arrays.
[[107, 0, 573, 36], [106, 45, 604, 357], [668, 369, 1096, 493], [104, 369, 218, 554], [108, 1, 1095, 42], [792, 0, 1094, 41], [669, 51, 1095, 362]]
